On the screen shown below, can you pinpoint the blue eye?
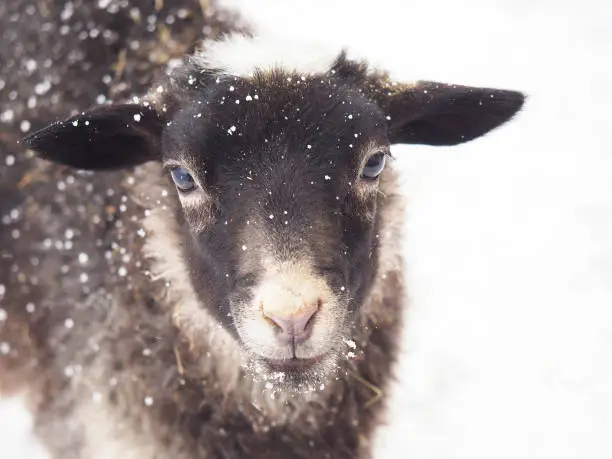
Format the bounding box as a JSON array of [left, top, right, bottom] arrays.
[[170, 166, 196, 192], [361, 153, 386, 179]]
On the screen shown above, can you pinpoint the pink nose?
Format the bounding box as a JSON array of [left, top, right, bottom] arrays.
[[262, 301, 319, 345]]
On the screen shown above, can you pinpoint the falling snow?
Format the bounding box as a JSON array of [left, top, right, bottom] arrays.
[[0, 110, 15, 123], [20, 120, 31, 132], [0, 342, 11, 355], [1, 1, 611, 459]]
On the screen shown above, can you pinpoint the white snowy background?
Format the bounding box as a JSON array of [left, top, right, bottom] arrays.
[[2, 0, 612, 458]]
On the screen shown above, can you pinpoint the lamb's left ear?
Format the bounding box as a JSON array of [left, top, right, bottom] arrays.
[[23, 104, 163, 170], [381, 81, 525, 146]]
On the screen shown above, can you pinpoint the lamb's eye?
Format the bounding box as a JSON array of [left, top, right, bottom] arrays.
[[361, 152, 386, 179], [170, 166, 196, 192]]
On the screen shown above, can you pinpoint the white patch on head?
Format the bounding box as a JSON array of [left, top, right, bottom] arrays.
[[191, 34, 343, 77]]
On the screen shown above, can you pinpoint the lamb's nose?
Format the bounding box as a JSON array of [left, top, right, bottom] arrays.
[[262, 301, 319, 345]]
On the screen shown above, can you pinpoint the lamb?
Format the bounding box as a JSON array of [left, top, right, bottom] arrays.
[[0, 5, 524, 458]]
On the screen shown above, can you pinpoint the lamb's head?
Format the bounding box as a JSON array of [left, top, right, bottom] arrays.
[[24, 36, 524, 393]]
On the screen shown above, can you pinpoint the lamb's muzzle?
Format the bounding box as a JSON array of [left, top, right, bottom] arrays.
[[260, 296, 320, 346]]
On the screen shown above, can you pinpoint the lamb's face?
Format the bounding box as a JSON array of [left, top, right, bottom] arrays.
[[162, 72, 389, 385], [23, 35, 524, 394]]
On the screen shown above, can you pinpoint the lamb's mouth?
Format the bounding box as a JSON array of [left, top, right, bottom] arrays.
[[260, 354, 326, 372]]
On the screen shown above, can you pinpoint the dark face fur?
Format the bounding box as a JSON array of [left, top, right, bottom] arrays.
[[163, 71, 389, 385], [24, 43, 524, 391]]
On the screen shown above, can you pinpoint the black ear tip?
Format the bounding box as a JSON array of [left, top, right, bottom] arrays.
[[481, 88, 526, 127], [22, 131, 44, 152], [22, 131, 40, 149], [513, 89, 526, 105], [22, 122, 63, 152], [501, 89, 527, 114]]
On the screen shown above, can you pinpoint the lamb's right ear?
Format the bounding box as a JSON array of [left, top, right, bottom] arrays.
[[23, 104, 163, 170]]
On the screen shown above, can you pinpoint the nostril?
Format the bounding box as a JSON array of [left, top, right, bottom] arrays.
[[264, 315, 284, 332], [303, 309, 317, 333], [261, 299, 321, 344], [260, 301, 284, 331], [297, 299, 320, 335]]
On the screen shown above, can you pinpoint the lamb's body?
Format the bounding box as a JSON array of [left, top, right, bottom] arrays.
[[0, 2, 524, 458]]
